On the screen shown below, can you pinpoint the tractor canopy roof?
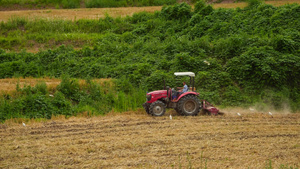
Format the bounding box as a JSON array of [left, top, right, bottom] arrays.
[[174, 72, 195, 77]]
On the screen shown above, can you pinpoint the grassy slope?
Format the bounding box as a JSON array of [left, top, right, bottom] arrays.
[[0, 0, 299, 52], [1, 1, 300, 22], [1, 112, 299, 168], [0, 6, 163, 52], [0, 1, 299, 111]]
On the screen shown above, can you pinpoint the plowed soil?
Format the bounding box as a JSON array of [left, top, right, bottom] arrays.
[[1, 110, 299, 168]]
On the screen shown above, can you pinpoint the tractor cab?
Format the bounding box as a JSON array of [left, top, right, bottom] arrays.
[[173, 72, 196, 92], [171, 72, 196, 101]]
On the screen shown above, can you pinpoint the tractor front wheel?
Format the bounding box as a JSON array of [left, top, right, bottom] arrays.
[[149, 100, 166, 116], [178, 95, 200, 116], [143, 102, 150, 114]]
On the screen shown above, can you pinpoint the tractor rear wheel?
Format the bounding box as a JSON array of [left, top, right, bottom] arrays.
[[149, 100, 166, 116], [175, 107, 183, 115], [178, 95, 200, 116]]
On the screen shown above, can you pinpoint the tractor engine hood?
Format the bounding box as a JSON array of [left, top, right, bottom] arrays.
[[146, 90, 168, 103], [147, 90, 167, 95]]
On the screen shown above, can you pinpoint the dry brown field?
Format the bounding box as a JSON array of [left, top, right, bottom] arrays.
[[0, 77, 112, 94], [0, 77, 61, 94], [1, 0, 300, 22], [0, 110, 299, 168], [0, 6, 163, 22]]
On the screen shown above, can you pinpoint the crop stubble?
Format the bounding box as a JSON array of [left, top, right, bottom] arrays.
[[0, 111, 299, 168]]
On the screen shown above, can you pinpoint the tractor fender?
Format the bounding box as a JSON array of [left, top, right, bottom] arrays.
[[176, 92, 199, 101]]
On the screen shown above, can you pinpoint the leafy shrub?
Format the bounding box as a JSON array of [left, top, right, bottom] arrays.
[[246, 0, 263, 8], [131, 11, 154, 24], [198, 5, 213, 16], [222, 86, 246, 106], [189, 13, 202, 26], [213, 35, 249, 62], [194, 0, 207, 13], [143, 70, 174, 91], [175, 52, 204, 72], [57, 75, 81, 102], [0, 37, 21, 49], [0, 17, 27, 31], [161, 3, 192, 20], [226, 46, 300, 90], [21, 94, 55, 119], [272, 35, 297, 53], [0, 60, 23, 78], [195, 71, 232, 91], [85, 0, 127, 8], [62, 0, 80, 8]]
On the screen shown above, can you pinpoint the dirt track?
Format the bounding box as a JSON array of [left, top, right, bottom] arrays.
[[0, 110, 299, 168]]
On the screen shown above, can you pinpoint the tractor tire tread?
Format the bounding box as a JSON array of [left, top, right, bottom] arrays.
[[177, 95, 200, 116], [149, 100, 166, 116]]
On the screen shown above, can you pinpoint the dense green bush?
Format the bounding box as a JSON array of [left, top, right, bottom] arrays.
[[226, 46, 300, 90], [246, 0, 263, 8], [62, 0, 80, 8], [161, 3, 192, 20], [85, 0, 126, 8]]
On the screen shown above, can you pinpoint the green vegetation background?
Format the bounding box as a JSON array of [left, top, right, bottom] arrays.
[[0, 1, 300, 121]]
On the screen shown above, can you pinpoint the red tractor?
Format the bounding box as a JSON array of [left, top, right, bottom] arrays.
[[143, 72, 221, 116]]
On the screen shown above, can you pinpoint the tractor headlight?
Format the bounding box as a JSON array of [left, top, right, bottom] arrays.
[[146, 94, 151, 101]]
